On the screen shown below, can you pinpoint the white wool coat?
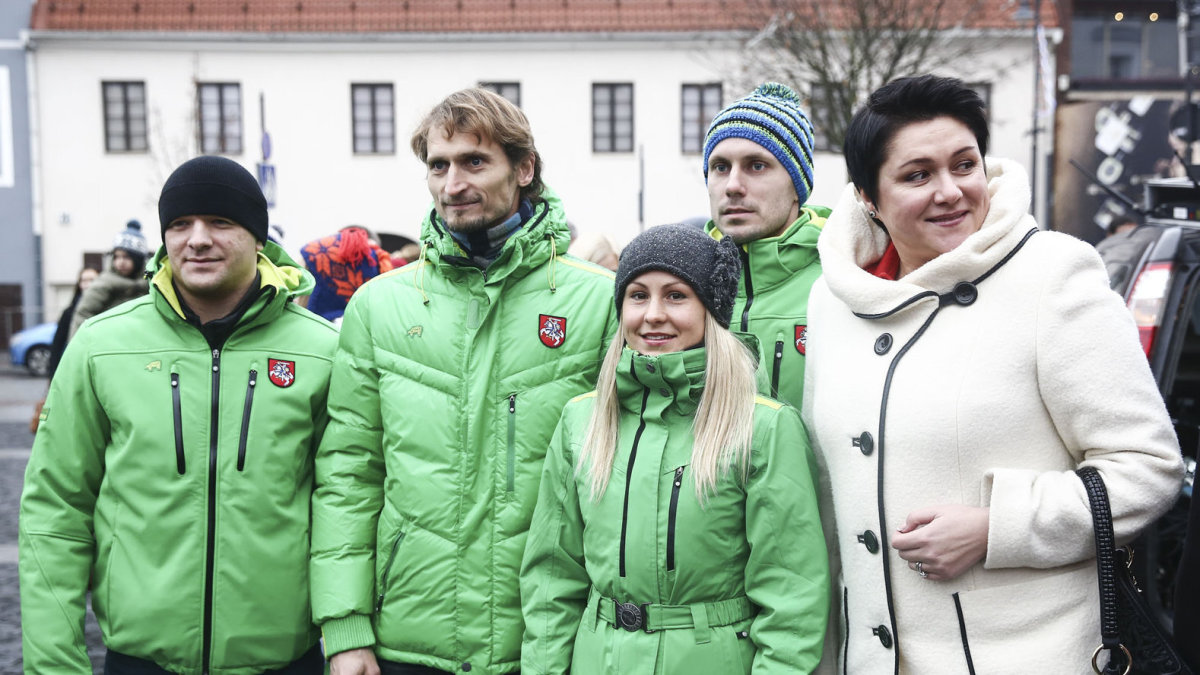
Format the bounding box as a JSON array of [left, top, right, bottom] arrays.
[[802, 159, 1184, 674]]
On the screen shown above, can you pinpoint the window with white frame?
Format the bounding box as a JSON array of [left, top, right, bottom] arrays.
[[198, 82, 242, 155], [479, 82, 521, 107], [593, 83, 634, 153], [102, 81, 148, 153], [352, 84, 395, 154], [681, 83, 722, 154]]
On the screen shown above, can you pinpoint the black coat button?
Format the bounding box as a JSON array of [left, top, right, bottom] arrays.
[[873, 625, 893, 649], [953, 281, 978, 306], [857, 530, 880, 553], [462, 664, 472, 672], [853, 432, 874, 456], [874, 333, 892, 355], [659, 389, 670, 398]]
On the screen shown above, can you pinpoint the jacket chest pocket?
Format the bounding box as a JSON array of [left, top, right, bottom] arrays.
[[666, 465, 687, 572], [236, 369, 258, 471]]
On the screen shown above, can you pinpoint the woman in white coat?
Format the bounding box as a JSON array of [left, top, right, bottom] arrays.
[[802, 74, 1185, 674]]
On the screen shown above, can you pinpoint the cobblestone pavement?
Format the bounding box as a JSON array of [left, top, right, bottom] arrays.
[[0, 358, 105, 673]]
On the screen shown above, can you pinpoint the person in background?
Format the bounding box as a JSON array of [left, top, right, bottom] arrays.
[[29, 266, 100, 434], [802, 74, 1183, 674], [567, 230, 620, 271], [20, 156, 338, 675], [300, 225, 394, 321], [310, 87, 617, 675], [1105, 214, 1140, 238], [69, 220, 150, 337], [520, 224, 829, 674], [49, 266, 99, 380], [703, 82, 826, 409]]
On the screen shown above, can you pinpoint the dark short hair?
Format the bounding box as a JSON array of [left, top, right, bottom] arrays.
[[844, 75, 989, 204], [411, 88, 544, 204]]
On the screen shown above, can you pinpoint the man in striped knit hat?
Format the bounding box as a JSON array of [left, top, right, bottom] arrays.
[[702, 82, 827, 411]]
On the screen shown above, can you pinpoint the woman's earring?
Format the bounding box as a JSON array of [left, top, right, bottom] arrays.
[[868, 210, 876, 218]]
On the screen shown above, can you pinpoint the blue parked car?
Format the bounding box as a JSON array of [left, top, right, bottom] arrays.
[[9, 321, 56, 377]]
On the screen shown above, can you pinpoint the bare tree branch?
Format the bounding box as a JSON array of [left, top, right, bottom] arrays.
[[740, 0, 997, 150]]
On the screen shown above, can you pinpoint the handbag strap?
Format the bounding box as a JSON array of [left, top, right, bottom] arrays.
[[1077, 467, 1125, 657]]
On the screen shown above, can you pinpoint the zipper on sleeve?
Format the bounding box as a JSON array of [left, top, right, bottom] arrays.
[[506, 394, 517, 492], [770, 340, 784, 399], [171, 372, 185, 475], [666, 465, 685, 571], [375, 531, 407, 612], [236, 369, 258, 472]]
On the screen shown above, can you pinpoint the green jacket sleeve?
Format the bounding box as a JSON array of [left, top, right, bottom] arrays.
[[746, 404, 830, 674], [18, 333, 110, 674], [310, 291, 386, 655], [520, 406, 590, 674]]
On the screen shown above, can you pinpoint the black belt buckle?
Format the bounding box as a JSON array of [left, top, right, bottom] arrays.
[[614, 600, 653, 633]]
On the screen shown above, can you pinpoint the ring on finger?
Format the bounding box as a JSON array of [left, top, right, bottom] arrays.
[[915, 561, 928, 578]]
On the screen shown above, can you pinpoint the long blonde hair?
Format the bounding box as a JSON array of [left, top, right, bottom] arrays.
[[577, 312, 757, 502]]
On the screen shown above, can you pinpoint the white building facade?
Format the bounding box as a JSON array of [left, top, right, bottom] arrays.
[[26, 12, 1053, 317]]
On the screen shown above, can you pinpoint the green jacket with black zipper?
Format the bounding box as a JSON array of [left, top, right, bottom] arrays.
[[520, 346, 830, 674], [310, 189, 619, 674], [706, 206, 828, 409], [19, 241, 338, 675]]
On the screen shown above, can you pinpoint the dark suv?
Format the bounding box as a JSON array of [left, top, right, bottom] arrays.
[[1094, 177, 1200, 629]]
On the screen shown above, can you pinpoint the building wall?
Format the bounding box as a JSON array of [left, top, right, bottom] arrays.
[[28, 31, 1047, 316], [0, 0, 37, 335]]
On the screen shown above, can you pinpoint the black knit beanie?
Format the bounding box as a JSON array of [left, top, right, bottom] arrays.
[[158, 156, 269, 242], [614, 224, 742, 328]]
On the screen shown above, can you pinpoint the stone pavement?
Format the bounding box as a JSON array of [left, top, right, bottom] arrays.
[[0, 358, 105, 673]]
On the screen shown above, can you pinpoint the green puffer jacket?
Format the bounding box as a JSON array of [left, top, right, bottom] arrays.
[[311, 190, 619, 674], [706, 206, 828, 409], [19, 242, 338, 675], [521, 346, 830, 674]]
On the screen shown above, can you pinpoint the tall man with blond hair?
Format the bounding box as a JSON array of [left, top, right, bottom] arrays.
[[311, 88, 617, 675]]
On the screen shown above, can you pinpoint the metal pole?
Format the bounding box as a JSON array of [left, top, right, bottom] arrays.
[[1030, 0, 1042, 217]]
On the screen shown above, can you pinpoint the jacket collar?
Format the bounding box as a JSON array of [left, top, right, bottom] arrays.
[[705, 205, 828, 294], [615, 346, 707, 418], [818, 158, 1039, 318], [147, 240, 312, 328], [420, 187, 571, 284]]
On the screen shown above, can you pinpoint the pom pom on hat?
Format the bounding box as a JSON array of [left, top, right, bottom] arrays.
[[112, 219, 149, 256], [702, 82, 816, 207]]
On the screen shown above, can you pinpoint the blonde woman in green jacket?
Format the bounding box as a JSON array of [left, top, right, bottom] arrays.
[[520, 224, 830, 674]]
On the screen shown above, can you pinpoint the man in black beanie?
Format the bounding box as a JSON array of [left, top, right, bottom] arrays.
[[21, 155, 338, 675]]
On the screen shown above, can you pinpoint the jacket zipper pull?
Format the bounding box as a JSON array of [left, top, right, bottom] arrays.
[[509, 394, 516, 414], [674, 466, 684, 486]]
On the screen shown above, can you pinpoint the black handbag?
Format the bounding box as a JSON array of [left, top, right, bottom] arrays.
[[1077, 466, 1194, 675]]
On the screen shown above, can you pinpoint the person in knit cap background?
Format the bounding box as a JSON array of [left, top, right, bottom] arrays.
[[68, 218, 151, 337], [702, 82, 828, 413], [300, 224, 394, 321]]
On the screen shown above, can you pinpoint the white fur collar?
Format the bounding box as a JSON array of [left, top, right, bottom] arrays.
[[818, 158, 1040, 315]]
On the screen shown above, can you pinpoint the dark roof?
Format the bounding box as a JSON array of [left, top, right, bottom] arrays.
[[30, 0, 1059, 34]]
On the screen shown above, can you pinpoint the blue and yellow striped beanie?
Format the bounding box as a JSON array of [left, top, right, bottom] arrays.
[[702, 82, 816, 206]]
